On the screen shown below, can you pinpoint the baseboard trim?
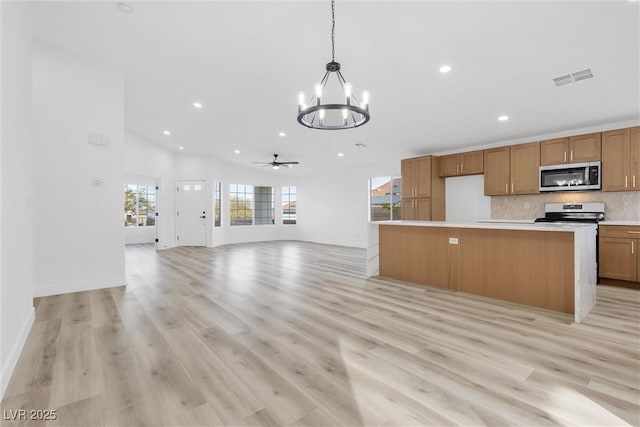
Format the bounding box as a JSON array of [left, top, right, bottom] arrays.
[[34, 278, 127, 298], [0, 306, 35, 401]]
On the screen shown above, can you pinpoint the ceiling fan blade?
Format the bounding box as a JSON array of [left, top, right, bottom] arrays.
[[252, 162, 270, 164], [279, 161, 299, 165]]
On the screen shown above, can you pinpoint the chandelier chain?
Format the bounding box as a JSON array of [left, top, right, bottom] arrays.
[[331, 0, 335, 62]]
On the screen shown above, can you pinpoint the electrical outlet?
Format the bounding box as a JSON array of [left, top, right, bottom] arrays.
[[448, 237, 459, 245]]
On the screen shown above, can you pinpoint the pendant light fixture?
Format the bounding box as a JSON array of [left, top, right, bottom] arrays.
[[297, 0, 370, 130]]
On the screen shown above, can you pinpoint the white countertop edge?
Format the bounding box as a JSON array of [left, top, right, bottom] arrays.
[[599, 221, 640, 226], [370, 220, 596, 232]]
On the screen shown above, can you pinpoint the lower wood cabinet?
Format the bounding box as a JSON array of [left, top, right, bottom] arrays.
[[599, 225, 640, 282], [401, 198, 431, 221]]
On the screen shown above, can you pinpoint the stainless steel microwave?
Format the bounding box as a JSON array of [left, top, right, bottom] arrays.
[[539, 161, 601, 192]]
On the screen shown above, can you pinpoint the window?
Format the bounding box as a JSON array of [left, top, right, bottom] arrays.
[[282, 186, 297, 224], [230, 184, 253, 226], [369, 177, 401, 221], [214, 182, 221, 227], [124, 184, 156, 227], [254, 186, 275, 225]]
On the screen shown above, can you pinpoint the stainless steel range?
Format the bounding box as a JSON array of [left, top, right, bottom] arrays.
[[535, 202, 604, 278], [534, 202, 605, 224]]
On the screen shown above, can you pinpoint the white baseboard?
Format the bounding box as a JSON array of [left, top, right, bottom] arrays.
[[0, 307, 35, 401], [34, 278, 126, 298]]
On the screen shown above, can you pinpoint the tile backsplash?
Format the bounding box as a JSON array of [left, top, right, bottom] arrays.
[[491, 191, 640, 221]]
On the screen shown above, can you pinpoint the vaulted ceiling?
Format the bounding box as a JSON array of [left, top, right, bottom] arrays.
[[29, 1, 640, 174]]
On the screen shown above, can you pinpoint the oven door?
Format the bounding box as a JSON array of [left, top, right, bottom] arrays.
[[539, 162, 601, 192]]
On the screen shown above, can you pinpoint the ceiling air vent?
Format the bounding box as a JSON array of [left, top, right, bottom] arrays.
[[572, 68, 593, 82], [553, 68, 594, 87]]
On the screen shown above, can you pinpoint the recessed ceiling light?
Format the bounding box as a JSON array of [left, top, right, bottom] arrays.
[[117, 2, 133, 14], [498, 115, 509, 122], [439, 65, 452, 73], [178, 146, 184, 150], [337, 153, 345, 157], [234, 149, 240, 154], [279, 132, 286, 137], [192, 102, 203, 109], [163, 130, 171, 135]]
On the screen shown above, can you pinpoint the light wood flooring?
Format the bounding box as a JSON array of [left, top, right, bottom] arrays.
[[1, 241, 639, 426]]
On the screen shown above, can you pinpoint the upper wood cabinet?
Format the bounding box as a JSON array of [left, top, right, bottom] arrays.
[[402, 156, 431, 198], [484, 142, 540, 196], [602, 127, 640, 192], [439, 150, 484, 177], [569, 133, 601, 163], [511, 142, 541, 194], [400, 155, 445, 221], [484, 147, 511, 195], [540, 138, 569, 165], [540, 133, 601, 166]]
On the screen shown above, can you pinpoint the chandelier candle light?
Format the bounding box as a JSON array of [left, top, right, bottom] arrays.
[[297, 0, 370, 130]]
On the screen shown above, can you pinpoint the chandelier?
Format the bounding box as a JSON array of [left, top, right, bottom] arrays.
[[297, 0, 370, 130]]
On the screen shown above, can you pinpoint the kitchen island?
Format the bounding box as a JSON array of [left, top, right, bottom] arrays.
[[367, 221, 597, 323]]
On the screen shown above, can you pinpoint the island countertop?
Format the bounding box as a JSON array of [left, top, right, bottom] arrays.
[[371, 220, 597, 232]]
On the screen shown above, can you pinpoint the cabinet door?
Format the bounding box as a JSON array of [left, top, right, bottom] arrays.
[[569, 133, 601, 163], [630, 127, 640, 191], [460, 150, 484, 175], [415, 198, 432, 221], [540, 138, 569, 165], [415, 156, 432, 198], [602, 128, 631, 192], [401, 199, 415, 220], [484, 147, 510, 196], [401, 159, 416, 198], [440, 155, 460, 177], [510, 142, 540, 195], [599, 237, 638, 282]]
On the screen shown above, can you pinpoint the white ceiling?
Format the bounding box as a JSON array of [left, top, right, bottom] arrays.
[[29, 1, 640, 174]]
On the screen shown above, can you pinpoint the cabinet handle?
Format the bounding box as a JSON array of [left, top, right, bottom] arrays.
[[570, 151, 573, 162], [628, 231, 640, 234], [511, 183, 514, 193], [632, 241, 635, 255], [564, 152, 567, 163], [634, 176, 636, 188], [505, 183, 508, 194], [625, 176, 628, 188], [460, 163, 463, 173]]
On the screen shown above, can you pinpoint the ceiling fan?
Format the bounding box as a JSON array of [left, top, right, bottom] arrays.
[[253, 154, 299, 170]]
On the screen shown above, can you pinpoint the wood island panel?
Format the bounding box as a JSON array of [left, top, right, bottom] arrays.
[[379, 225, 450, 289], [378, 225, 576, 315], [458, 229, 574, 314]]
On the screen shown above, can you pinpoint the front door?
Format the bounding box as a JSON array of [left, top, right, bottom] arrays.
[[177, 180, 207, 246]]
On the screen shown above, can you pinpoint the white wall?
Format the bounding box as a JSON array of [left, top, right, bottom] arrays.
[[445, 175, 491, 222], [297, 161, 400, 249], [32, 44, 125, 297], [0, 1, 35, 399]]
